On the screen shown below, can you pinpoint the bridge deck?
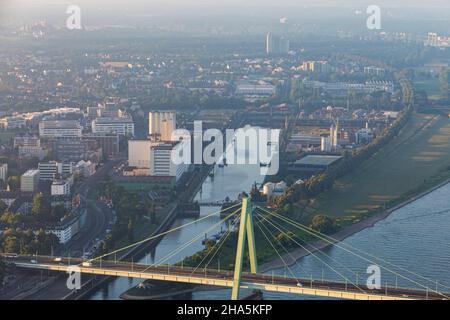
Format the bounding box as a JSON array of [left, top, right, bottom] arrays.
[[4, 255, 447, 300]]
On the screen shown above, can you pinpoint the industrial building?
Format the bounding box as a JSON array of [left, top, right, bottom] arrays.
[[288, 155, 343, 176], [149, 111, 177, 141]]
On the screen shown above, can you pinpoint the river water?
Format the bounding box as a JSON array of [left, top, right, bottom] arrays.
[[194, 182, 450, 299], [90, 142, 266, 300], [91, 147, 450, 300]]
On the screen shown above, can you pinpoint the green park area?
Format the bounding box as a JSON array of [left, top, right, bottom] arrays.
[[307, 113, 450, 224]]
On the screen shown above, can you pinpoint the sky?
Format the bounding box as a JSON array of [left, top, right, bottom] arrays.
[[1, 0, 448, 32], [2, 0, 450, 8]]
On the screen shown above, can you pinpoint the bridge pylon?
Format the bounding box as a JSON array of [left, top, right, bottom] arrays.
[[231, 197, 257, 300]]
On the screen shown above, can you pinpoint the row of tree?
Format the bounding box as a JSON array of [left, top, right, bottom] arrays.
[[0, 228, 59, 255], [0, 193, 68, 226]]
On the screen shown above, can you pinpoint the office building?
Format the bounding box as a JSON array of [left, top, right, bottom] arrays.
[[21, 170, 40, 192], [128, 140, 188, 182], [14, 136, 40, 148], [149, 111, 176, 141], [39, 120, 82, 138], [92, 117, 134, 136], [0, 116, 27, 130], [51, 178, 73, 196], [82, 133, 120, 157], [302, 61, 331, 73], [38, 161, 75, 181], [150, 141, 188, 182], [53, 139, 89, 162]]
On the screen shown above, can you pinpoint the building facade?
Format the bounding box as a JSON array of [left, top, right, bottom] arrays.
[[149, 111, 176, 141], [21, 170, 40, 192], [39, 120, 82, 138], [92, 117, 134, 136]]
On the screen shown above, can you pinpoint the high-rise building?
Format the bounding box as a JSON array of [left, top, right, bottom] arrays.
[[150, 141, 188, 182], [21, 170, 40, 192], [149, 111, 176, 141], [266, 32, 289, 55], [427, 32, 439, 47], [0, 163, 7, 182], [128, 139, 188, 181]]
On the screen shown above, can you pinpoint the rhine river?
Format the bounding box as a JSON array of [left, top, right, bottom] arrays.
[[90, 142, 266, 300], [91, 148, 450, 299]]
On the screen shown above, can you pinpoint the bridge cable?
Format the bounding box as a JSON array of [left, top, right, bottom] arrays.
[[262, 207, 450, 295], [256, 211, 363, 284], [256, 213, 366, 294], [190, 222, 236, 276], [258, 206, 450, 298], [203, 228, 233, 271], [253, 215, 302, 284], [252, 212, 308, 277], [148, 208, 241, 269], [91, 202, 242, 262]]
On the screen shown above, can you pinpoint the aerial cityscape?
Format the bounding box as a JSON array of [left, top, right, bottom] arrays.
[[0, 0, 450, 308]]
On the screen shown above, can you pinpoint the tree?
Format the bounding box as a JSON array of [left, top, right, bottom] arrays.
[[0, 200, 7, 216], [2, 236, 19, 253], [148, 203, 156, 224], [31, 193, 51, 220], [50, 205, 67, 221], [7, 176, 20, 191], [310, 215, 335, 235], [439, 68, 449, 101], [127, 219, 134, 242]]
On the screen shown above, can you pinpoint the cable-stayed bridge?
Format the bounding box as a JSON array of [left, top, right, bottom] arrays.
[[2, 199, 449, 300]]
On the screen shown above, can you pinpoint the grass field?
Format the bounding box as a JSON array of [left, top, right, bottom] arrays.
[[413, 79, 443, 101], [307, 113, 450, 221]]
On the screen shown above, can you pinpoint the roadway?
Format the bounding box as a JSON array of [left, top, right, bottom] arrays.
[[4, 255, 448, 301], [63, 157, 124, 257]]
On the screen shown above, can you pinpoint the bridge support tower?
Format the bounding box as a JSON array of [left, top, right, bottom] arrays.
[[231, 197, 258, 300]]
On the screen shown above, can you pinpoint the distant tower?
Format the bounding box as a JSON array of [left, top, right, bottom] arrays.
[[330, 118, 339, 150], [266, 32, 275, 55]]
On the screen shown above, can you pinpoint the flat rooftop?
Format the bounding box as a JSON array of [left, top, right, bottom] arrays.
[[22, 169, 40, 177], [294, 155, 343, 167]]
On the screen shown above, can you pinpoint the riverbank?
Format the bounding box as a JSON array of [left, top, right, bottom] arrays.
[[258, 178, 450, 273]]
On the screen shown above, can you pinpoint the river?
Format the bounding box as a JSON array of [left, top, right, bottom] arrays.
[[194, 182, 450, 299], [91, 148, 450, 300]]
